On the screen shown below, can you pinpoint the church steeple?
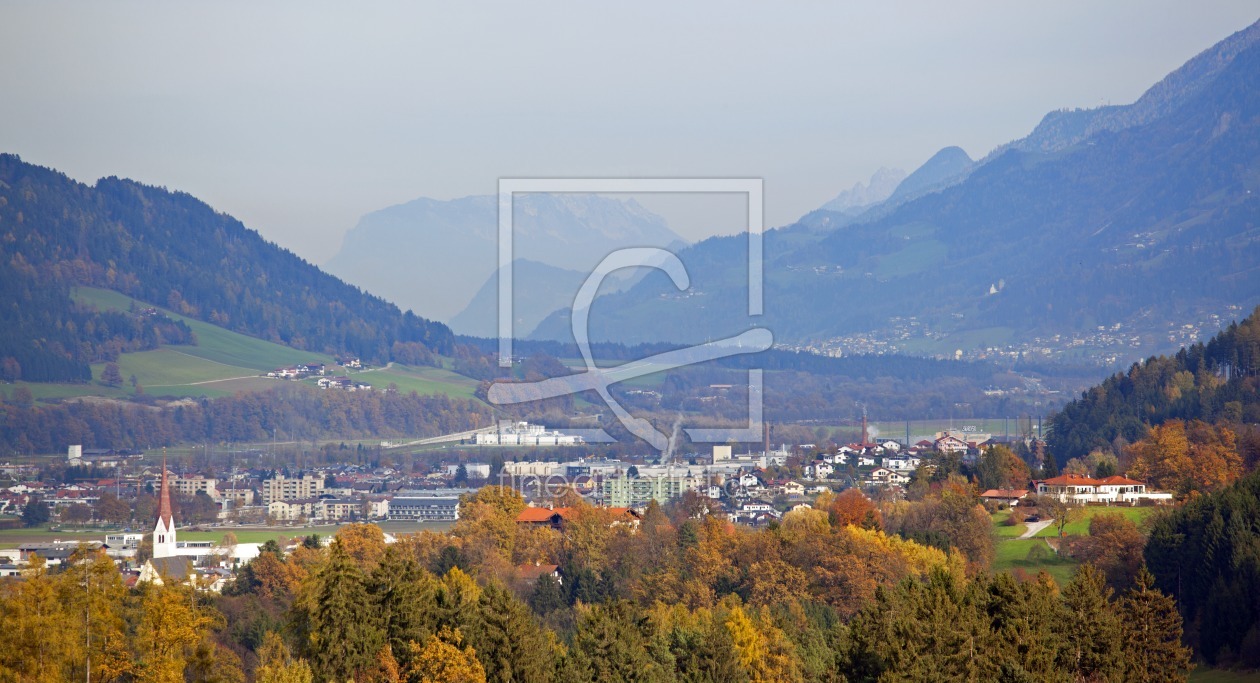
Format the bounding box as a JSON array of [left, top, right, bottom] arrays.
[[153, 449, 177, 559], [158, 450, 173, 528]]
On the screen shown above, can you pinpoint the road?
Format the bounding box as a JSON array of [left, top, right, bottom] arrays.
[[1018, 518, 1055, 539], [383, 425, 498, 449]]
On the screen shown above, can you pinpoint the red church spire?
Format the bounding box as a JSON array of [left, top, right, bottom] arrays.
[[158, 448, 173, 529]]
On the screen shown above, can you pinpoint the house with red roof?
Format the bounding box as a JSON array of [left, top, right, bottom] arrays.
[[515, 505, 640, 531], [1035, 474, 1172, 505], [979, 489, 1029, 506]]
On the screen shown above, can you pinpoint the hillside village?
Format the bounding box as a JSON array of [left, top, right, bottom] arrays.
[[265, 357, 374, 391]]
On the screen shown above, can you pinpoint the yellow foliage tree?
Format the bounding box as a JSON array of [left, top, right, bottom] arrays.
[[58, 546, 132, 683], [402, 627, 486, 683], [0, 555, 80, 682], [132, 583, 216, 683], [778, 507, 830, 543], [335, 523, 387, 570], [842, 525, 965, 582], [747, 559, 809, 608], [254, 632, 313, 683], [1128, 419, 1242, 495], [725, 604, 803, 683]]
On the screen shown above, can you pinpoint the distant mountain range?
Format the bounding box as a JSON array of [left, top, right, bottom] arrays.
[[324, 193, 687, 328], [819, 167, 906, 215], [447, 259, 588, 340], [531, 19, 1260, 354]]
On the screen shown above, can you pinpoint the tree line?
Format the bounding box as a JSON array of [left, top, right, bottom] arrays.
[[0, 385, 493, 454]]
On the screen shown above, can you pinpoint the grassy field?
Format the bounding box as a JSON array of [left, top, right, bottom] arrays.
[[992, 538, 1079, 586], [990, 505, 1164, 585], [356, 363, 482, 400], [1033, 506, 1160, 538], [991, 510, 1028, 538]]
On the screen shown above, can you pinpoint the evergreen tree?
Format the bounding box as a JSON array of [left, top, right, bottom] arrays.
[[982, 572, 1067, 682], [305, 539, 386, 682], [1120, 568, 1192, 683], [569, 601, 673, 683], [21, 494, 50, 527], [466, 582, 555, 683], [529, 574, 567, 616], [368, 545, 434, 668], [1057, 564, 1124, 683]]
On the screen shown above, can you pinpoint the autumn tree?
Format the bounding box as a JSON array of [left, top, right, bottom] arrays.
[[1127, 419, 1242, 496], [403, 627, 486, 683], [132, 582, 217, 683], [255, 631, 314, 683], [827, 488, 882, 530], [336, 522, 387, 570], [101, 362, 123, 387], [0, 556, 80, 681], [976, 445, 1031, 491], [1035, 494, 1083, 540], [58, 546, 132, 683], [95, 491, 133, 524], [452, 486, 526, 570], [894, 485, 994, 572], [1067, 512, 1146, 591], [725, 603, 804, 683]]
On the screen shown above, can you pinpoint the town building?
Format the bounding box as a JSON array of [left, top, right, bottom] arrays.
[[600, 473, 701, 508], [170, 475, 218, 499], [263, 474, 325, 504], [388, 497, 461, 521], [473, 421, 584, 446]]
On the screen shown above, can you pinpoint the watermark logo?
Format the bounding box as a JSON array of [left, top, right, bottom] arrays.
[[487, 179, 772, 451]]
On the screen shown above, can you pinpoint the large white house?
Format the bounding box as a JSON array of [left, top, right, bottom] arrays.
[[1035, 474, 1173, 505]]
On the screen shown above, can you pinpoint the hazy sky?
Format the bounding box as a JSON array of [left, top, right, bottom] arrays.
[[1, 2, 1256, 262]]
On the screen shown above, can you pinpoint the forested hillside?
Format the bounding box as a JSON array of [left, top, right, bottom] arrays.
[[0, 155, 454, 378], [0, 262, 194, 382], [1048, 305, 1260, 465]]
